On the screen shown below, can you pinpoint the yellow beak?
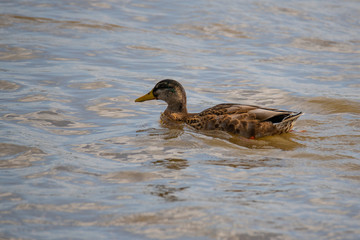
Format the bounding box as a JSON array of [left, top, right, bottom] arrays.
[[135, 90, 156, 102]]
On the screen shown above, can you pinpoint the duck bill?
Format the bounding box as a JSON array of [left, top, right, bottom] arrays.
[[135, 90, 156, 102]]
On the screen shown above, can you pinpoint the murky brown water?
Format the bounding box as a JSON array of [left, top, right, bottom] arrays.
[[1, 0, 360, 239]]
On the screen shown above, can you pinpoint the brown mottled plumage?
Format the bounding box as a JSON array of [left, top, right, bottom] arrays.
[[135, 79, 302, 138]]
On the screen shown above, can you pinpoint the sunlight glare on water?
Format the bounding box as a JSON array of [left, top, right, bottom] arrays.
[[1, 0, 360, 239]]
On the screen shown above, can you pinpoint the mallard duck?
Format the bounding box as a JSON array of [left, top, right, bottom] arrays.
[[135, 79, 302, 139]]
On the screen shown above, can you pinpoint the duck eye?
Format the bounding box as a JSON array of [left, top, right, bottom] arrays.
[[157, 83, 174, 90]]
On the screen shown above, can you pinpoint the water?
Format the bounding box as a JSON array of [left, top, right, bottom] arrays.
[[1, 0, 359, 239]]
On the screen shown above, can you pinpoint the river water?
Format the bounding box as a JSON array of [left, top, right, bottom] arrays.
[[1, 0, 359, 239]]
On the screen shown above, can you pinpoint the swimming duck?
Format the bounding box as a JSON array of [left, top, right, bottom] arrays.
[[135, 79, 302, 139]]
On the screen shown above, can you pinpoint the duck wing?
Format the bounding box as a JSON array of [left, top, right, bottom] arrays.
[[198, 103, 299, 122], [186, 103, 302, 138]]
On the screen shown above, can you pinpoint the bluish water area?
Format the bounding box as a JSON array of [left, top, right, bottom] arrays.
[[1, 0, 359, 239]]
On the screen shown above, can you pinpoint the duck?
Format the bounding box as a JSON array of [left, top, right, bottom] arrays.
[[135, 79, 302, 139]]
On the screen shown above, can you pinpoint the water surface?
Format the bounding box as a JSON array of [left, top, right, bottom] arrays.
[[1, 0, 360, 239]]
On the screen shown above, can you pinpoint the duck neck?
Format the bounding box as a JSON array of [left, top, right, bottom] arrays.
[[165, 99, 188, 115], [164, 90, 188, 121]]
